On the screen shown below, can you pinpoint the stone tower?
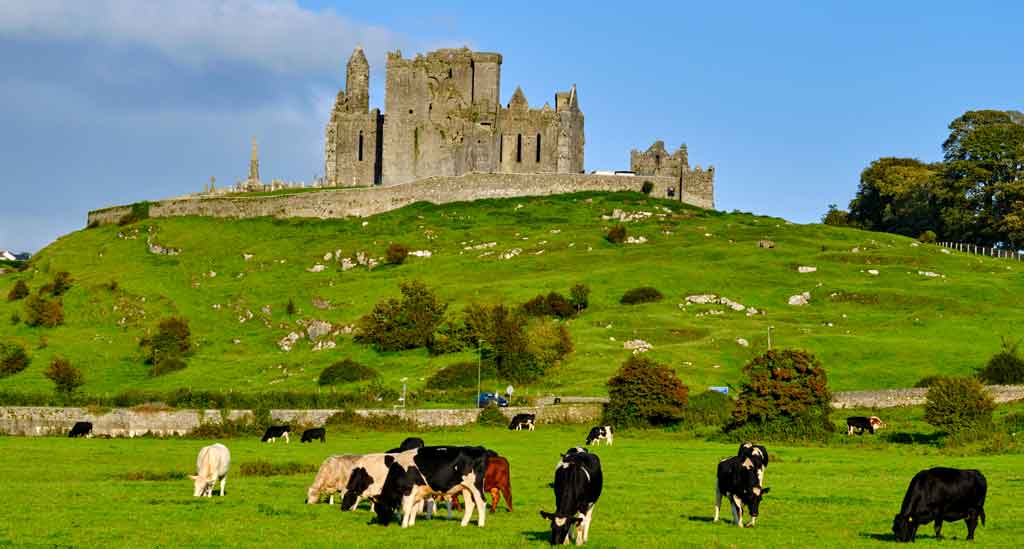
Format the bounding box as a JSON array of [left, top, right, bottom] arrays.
[[248, 137, 260, 184], [324, 47, 383, 186]]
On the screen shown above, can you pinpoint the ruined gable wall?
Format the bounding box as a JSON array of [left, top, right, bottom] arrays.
[[497, 106, 561, 173], [326, 111, 382, 186]]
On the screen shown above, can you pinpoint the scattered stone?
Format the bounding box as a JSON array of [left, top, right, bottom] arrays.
[[312, 340, 336, 352], [625, 236, 648, 244], [232, 339, 241, 345], [323, 252, 333, 261], [307, 264, 327, 273], [306, 320, 333, 341], [409, 250, 432, 257], [243, 253, 253, 261], [686, 294, 718, 305], [788, 292, 811, 306], [696, 309, 724, 317], [623, 339, 652, 354], [238, 310, 253, 323], [712, 364, 721, 369], [704, 233, 713, 238], [338, 324, 355, 335], [918, 271, 942, 278], [341, 258, 356, 271], [464, 242, 497, 251], [499, 248, 522, 260], [745, 307, 759, 317], [910, 242, 920, 247], [260, 305, 272, 316], [361, 221, 369, 227], [867, 269, 879, 276], [757, 240, 775, 249], [719, 297, 746, 312], [550, 229, 561, 234], [940, 249, 951, 254], [533, 249, 546, 255], [851, 247, 860, 253], [211, 304, 221, 310], [278, 332, 302, 352], [602, 209, 652, 222], [206, 271, 217, 278], [312, 296, 330, 310], [797, 266, 817, 273], [147, 237, 181, 256], [736, 338, 749, 347]]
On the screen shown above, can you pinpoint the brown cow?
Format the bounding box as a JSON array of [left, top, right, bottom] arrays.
[[451, 455, 512, 513]]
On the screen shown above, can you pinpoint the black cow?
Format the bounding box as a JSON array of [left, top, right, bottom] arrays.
[[508, 413, 536, 431], [714, 455, 770, 528], [540, 447, 603, 545], [847, 416, 885, 436], [585, 426, 613, 446], [68, 421, 93, 438], [261, 425, 291, 443], [892, 468, 987, 542], [372, 445, 490, 528], [300, 427, 326, 443], [387, 436, 425, 453], [737, 442, 769, 485]]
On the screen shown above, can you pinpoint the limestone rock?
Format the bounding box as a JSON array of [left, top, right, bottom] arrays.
[[278, 332, 302, 352], [788, 292, 811, 306], [686, 294, 718, 305], [499, 248, 522, 260], [312, 296, 330, 310], [797, 266, 817, 273], [736, 338, 750, 347], [918, 271, 942, 278], [867, 269, 879, 276], [719, 297, 746, 311], [306, 320, 333, 341], [625, 236, 648, 244], [312, 340, 336, 352], [757, 240, 775, 249], [623, 339, 652, 354], [243, 253, 254, 261], [409, 250, 432, 257], [307, 264, 327, 273]]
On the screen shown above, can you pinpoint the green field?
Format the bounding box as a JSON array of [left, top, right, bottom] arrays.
[[2, 418, 1021, 548], [1, 191, 1022, 401]]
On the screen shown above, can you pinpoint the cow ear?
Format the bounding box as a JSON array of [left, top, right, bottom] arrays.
[[540, 510, 554, 520], [761, 487, 770, 494]]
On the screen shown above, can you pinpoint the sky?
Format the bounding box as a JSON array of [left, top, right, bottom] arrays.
[[1, 1, 1022, 253]]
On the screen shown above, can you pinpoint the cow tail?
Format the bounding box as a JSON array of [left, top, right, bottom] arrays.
[[980, 507, 986, 526]]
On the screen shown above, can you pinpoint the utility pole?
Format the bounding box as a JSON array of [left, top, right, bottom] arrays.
[[768, 326, 774, 349]]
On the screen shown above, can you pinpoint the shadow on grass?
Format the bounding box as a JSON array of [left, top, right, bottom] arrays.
[[885, 431, 944, 445], [685, 515, 715, 523], [860, 532, 896, 542], [523, 530, 551, 543]]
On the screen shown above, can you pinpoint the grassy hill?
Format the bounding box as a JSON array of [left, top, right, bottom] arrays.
[[1, 191, 1022, 403]]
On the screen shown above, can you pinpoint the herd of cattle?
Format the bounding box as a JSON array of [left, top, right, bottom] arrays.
[[65, 412, 990, 544]]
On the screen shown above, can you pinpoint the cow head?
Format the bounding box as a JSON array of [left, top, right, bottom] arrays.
[[189, 475, 212, 497], [892, 513, 917, 542], [540, 511, 582, 545], [870, 416, 886, 430], [744, 485, 770, 518]]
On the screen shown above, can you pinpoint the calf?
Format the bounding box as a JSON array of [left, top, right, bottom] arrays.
[[847, 416, 885, 436], [68, 421, 93, 438], [373, 446, 489, 528], [585, 426, 613, 446], [300, 427, 326, 443], [261, 425, 291, 443], [737, 442, 769, 485], [306, 454, 361, 504], [540, 447, 603, 545], [508, 413, 536, 431], [191, 443, 230, 497], [714, 455, 769, 528], [450, 455, 513, 513], [387, 436, 425, 453], [892, 467, 986, 542]]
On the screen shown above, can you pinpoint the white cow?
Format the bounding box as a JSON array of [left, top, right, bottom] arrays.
[[191, 443, 231, 497], [306, 454, 362, 504]]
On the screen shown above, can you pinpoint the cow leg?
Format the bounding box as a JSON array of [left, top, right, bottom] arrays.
[[284, 432, 290, 444], [732, 495, 743, 527], [965, 509, 979, 540], [490, 487, 500, 514], [329, 494, 334, 505], [460, 487, 476, 527], [462, 483, 486, 527], [580, 507, 595, 544], [502, 483, 513, 512], [219, 477, 226, 497], [713, 485, 722, 522], [446, 496, 453, 520], [934, 518, 943, 539]]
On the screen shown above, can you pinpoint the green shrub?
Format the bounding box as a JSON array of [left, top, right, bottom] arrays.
[[140, 317, 191, 365], [44, 357, 83, 395], [525, 320, 573, 372], [318, 358, 379, 386], [425, 361, 496, 390], [150, 357, 187, 377], [729, 349, 834, 441], [120, 470, 188, 481], [682, 390, 734, 427], [1003, 412, 1024, 435], [427, 320, 473, 355], [286, 298, 296, 316], [605, 225, 626, 244], [323, 409, 421, 432], [569, 283, 590, 313], [386, 243, 409, 265], [977, 339, 1024, 384], [477, 404, 507, 427], [522, 291, 574, 319], [620, 286, 663, 305], [914, 375, 945, 388], [355, 281, 447, 351], [22, 295, 64, 327], [0, 341, 31, 378], [6, 280, 29, 302], [605, 355, 689, 428], [240, 460, 318, 477], [925, 376, 995, 435], [48, 271, 73, 297], [118, 201, 151, 225], [918, 230, 937, 243], [641, 181, 654, 195], [9, 312, 20, 325]]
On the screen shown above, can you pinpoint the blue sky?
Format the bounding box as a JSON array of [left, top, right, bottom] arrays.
[[1, 1, 1021, 252]]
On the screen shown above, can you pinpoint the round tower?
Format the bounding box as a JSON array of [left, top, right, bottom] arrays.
[[346, 47, 370, 113]]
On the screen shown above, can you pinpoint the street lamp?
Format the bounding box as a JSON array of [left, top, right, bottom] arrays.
[[400, 377, 408, 411], [477, 339, 483, 408]]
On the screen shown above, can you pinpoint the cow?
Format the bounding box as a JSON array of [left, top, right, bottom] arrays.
[[372, 446, 490, 528], [892, 468, 987, 542], [387, 437, 425, 453], [300, 427, 326, 443], [508, 413, 536, 431], [338, 453, 405, 512], [847, 416, 886, 436], [714, 455, 769, 528], [585, 426, 613, 446], [450, 454, 513, 513], [191, 443, 231, 497], [261, 425, 291, 443], [540, 447, 603, 545], [737, 442, 769, 485], [68, 421, 93, 438], [306, 454, 361, 504]]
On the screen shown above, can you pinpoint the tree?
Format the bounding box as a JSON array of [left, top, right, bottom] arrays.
[[731, 349, 833, 430], [355, 281, 447, 351], [386, 243, 409, 265], [45, 357, 84, 396], [821, 204, 852, 226], [140, 317, 192, 365], [924, 376, 995, 435], [23, 295, 64, 327], [848, 158, 941, 237], [0, 341, 30, 377], [605, 355, 689, 428]]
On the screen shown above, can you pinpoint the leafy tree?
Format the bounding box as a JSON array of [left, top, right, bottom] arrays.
[[0, 341, 30, 377], [569, 283, 590, 313], [925, 376, 995, 435], [977, 338, 1024, 385], [22, 295, 64, 327], [848, 158, 941, 237], [605, 225, 626, 244], [318, 358, 378, 386], [355, 281, 447, 351], [140, 317, 191, 365], [386, 243, 409, 265], [731, 349, 832, 428], [605, 355, 689, 428], [45, 357, 84, 395], [821, 204, 852, 226]]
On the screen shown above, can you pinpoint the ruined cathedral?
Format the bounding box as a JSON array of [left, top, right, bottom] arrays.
[[324, 47, 584, 186]]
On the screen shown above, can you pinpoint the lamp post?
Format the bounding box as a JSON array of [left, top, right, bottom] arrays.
[[477, 339, 483, 408], [767, 326, 774, 349], [400, 377, 408, 411]]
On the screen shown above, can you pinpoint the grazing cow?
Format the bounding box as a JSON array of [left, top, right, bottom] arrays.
[[714, 455, 770, 527], [508, 413, 536, 431], [847, 416, 886, 436], [450, 454, 513, 513], [261, 425, 291, 443], [585, 426, 613, 446], [300, 427, 326, 443], [306, 454, 361, 504], [892, 468, 987, 542], [372, 446, 490, 528], [387, 437, 425, 453], [191, 443, 231, 497], [540, 447, 603, 545], [737, 442, 769, 485], [338, 453, 405, 511], [68, 421, 93, 438]]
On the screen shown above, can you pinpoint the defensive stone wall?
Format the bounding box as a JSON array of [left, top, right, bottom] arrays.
[[87, 172, 711, 227], [831, 384, 1024, 409]]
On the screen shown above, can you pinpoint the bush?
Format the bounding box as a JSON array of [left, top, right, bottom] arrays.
[[918, 230, 937, 243], [641, 181, 654, 195], [914, 375, 945, 388], [522, 291, 574, 319], [729, 349, 834, 441], [355, 281, 447, 352], [22, 295, 64, 327], [605, 225, 626, 244], [9, 312, 19, 325], [44, 357, 84, 395], [605, 355, 689, 428], [569, 283, 590, 313], [48, 271, 73, 297], [977, 339, 1024, 384], [140, 317, 191, 365], [925, 376, 995, 435], [118, 201, 151, 226], [620, 286, 663, 305], [682, 390, 734, 427], [821, 203, 852, 226], [240, 460, 318, 477], [150, 357, 187, 377], [427, 320, 473, 355], [286, 298, 296, 316], [463, 303, 571, 384], [477, 404, 507, 427], [426, 361, 496, 390], [386, 243, 409, 265], [323, 409, 421, 432], [318, 358, 379, 386], [525, 320, 573, 372], [6, 280, 29, 302], [0, 341, 31, 378]]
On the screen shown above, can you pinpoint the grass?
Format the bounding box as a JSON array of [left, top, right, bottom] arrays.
[[1, 191, 1022, 403], [1, 422, 1022, 547]]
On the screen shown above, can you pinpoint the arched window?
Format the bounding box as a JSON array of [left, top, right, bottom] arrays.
[[536, 133, 541, 163], [358, 131, 364, 162], [516, 134, 522, 163]]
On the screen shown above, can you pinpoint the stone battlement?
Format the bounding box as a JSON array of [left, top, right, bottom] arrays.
[[87, 172, 712, 226]]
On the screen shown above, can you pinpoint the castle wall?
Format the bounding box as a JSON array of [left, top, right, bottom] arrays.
[[87, 173, 711, 227]]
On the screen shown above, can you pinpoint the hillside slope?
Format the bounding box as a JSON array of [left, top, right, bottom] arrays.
[[1, 192, 1021, 400]]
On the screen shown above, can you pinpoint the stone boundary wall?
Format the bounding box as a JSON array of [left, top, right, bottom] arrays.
[[831, 384, 1024, 409], [0, 403, 602, 437], [87, 172, 711, 227]]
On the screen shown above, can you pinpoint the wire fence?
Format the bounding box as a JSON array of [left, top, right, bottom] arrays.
[[938, 241, 1023, 261]]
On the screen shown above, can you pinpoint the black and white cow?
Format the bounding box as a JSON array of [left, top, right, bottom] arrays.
[[540, 447, 603, 545], [261, 425, 291, 443], [300, 427, 326, 443], [892, 468, 987, 542], [508, 413, 536, 431], [847, 416, 885, 436], [371, 446, 490, 528], [585, 426, 613, 446], [737, 442, 769, 485], [387, 437, 425, 453], [714, 455, 770, 528], [68, 421, 93, 438]]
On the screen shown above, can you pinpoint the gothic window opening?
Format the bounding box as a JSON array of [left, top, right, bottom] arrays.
[[358, 131, 364, 161], [536, 133, 541, 163], [516, 134, 522, 163]]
